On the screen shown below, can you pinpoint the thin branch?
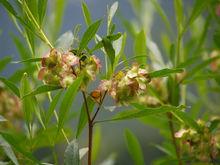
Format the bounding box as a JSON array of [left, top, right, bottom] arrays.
[[91, 91, 107, 123], [82, 91, 91, 122]]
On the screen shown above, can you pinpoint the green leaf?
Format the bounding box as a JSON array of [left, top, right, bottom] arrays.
[[22, 85, 62, 99], [183, 0, 210, 34], [213, 30, 220, 48], [64, 139, 80, 165], [107, 2, 118, 35], [12, 35, 31, 61], [0, 56, 11, 72], [177, 55, 201, 68], [113, 33, 126, 65], [149, 68, 183, 78], [174, 0, 183, 32], [134, 30, 147, 65], [184, 56, 220, 80], [58, 76, 83, 133], [0, 0, 18, 17], [21, 73, 45, 130], [81, 1, 92, 26], [102, 105, 185, 122], [0, 77, 20, 97], [79, 19, 102, 51], [92, 125, 101, 162], [90, 33, 122, 52], [0, 135, 19, 165], [124, 129, 145, 165], [38, 0, 47, 26], [209, 119, 220, 132], [182, 72, 220, 84], [0, 132, 38, 163], [46, 90, 63, 125], [173, 110, 200, 131], [76, 97, 95, 138], [102, 37, 115, 69], [12, 57, 42, 64]]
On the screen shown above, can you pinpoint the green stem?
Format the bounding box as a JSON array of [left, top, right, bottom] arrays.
[[167, 112, 182, 165]]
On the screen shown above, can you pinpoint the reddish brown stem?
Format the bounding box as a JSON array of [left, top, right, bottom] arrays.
[[82, 91, 106, 165]]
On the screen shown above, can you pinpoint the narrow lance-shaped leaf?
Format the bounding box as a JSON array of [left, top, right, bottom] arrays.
[[174, 0, 184, 32], [81, 1, 92, 26], [76, 97, 95, 138], [22, 85, 62, 99], [0, 135, 19, 165], [0, 132, 39, 163], [102, 37, 115, 69], [184, 55, 220, 80], [124, 129, 145, 165], [12, 35, 30, 61], [58, 76, 83, 133], [0, 56, 12, 72], [12, 57, 42, 64], [38, 0, 48, 26], [64, 139, 80, 165], [0, 77, 20, 97], [107, 1, 118, 34], [45, 90, 63, 125], [149, 68, 183, 78], [0, 0, 18, 17], [100, 105, 185, 123], [79, 19, 102, 51], [183, 0, 210, 34], [90, 33, 122, 52], [134, 30, 147, 65], [21, 73, 45, 130], [92, 125, 101, 162]]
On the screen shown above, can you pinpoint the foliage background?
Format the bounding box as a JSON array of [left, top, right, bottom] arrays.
[[1, 0, 219, 164]]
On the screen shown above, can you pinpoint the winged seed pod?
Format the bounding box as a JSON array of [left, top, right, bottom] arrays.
[[175, 119, 220, 162], [38, 49, 101, 88]]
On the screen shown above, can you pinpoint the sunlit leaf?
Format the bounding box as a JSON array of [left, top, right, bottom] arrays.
[[38, 0, 47, 26], [82, 1, 92, 26], [79, 19, 102, 51], [134, 30, 147, 65]]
